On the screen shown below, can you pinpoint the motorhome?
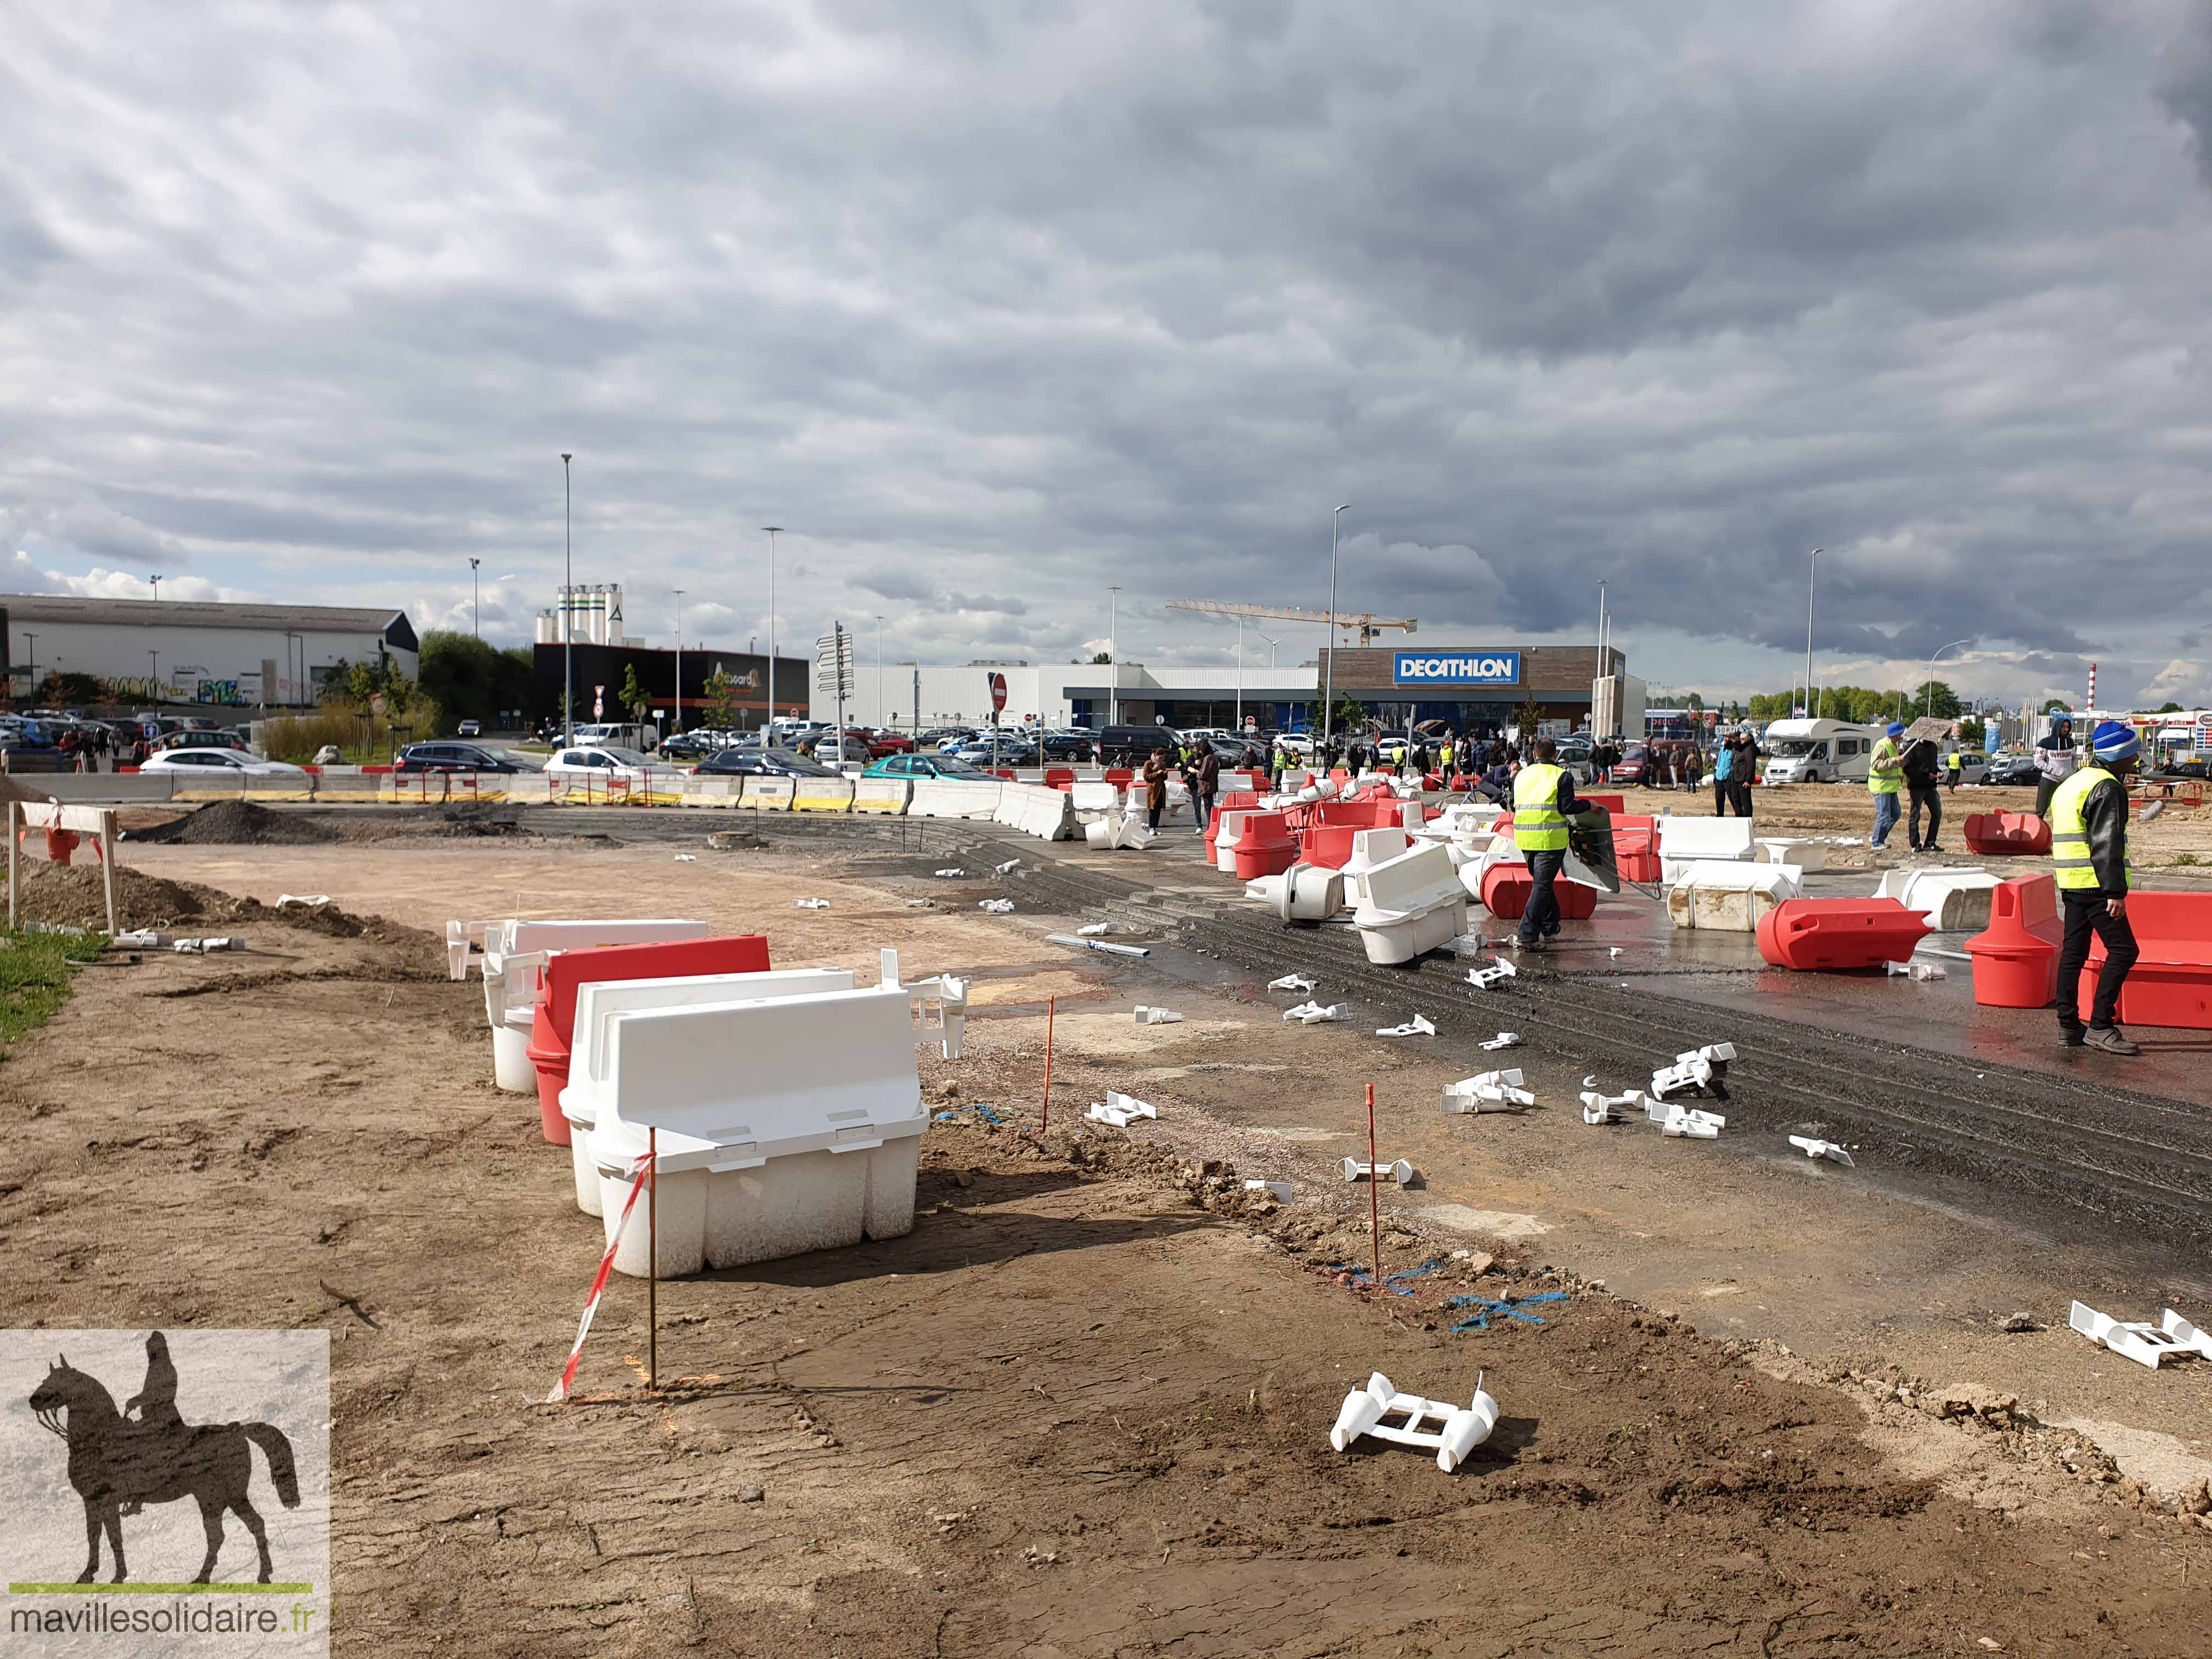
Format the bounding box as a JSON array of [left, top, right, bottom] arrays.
[[1758, 718, 1886, 785]]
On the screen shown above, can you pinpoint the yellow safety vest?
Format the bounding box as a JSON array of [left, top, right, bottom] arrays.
[[1867, 738, 1903, 795], [2050, 764, 2129, 894], [1513, 763, 1570, 853]]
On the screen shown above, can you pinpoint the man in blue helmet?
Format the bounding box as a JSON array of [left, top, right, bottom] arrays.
[[1867, 721, 1906, 850], [2050, 719, 2143, 1057]]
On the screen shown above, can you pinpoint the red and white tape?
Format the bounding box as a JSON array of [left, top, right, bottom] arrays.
[[546, 1151, 653, 1403]]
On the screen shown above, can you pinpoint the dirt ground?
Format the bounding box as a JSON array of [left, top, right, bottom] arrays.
[[4, 834, 2211, 1655]]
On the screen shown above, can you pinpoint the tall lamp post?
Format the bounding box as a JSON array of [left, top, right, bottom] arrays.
[[672, 588, 685, 737], [21, 631, 35, 699], [1322, 504, 1350, 749], [1234, 614, 1245, 736], [761, 528, 784, 735], [1107, 586, 1121, 728], [1923, 639, 1971, 722], [470, 558, 482, 636], [1803, 548, 1822, 719], [561, 453, 574, 743], [873, 615, 885, 726]]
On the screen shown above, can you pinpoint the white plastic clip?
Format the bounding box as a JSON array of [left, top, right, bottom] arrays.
[[1657, 1102, 1725, 1138], [1577, 1076, 1650, 1125], [1133, 1005, 1184, 1025], [1329, 1370, 1500, 1472], [1341, 1157, 1414, 1185], [1077, 922, 1114, 936], [2068, 1302, 2212, 1370], [977, 899, 1015, 914], [1787, 1135, 1855, 1166], [1445, 1070, 1534, 1113], [995, 859, 1022, 875], [1376, 1015, 1437, 1038], [794, 898, 831, 910], [1268, 973, 1317, 994], [933, 868, 966, 878], [1479, 1031, 1521, 1051], [1084, 1091, 1159, 1128], [1886, 960, 1946, 980], [1283, 1001, 1347, 1024]]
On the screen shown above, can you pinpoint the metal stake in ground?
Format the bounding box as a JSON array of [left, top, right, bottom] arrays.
[[1040, 995, 1057, 1130], [1366, 1082, 1380, 1290], [648, 1126, 658, 1392]]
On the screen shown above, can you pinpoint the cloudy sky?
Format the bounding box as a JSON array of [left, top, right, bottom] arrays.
[[4, 1, 2210, 709]]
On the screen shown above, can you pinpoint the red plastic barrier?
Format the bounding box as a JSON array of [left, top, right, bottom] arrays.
[[2083, 890, 2212, 1029], [1329, 768, 1351, 787], [1233, 811, 1299, 880], [1964, 874, 2061, 1008], [1579, 793, 1626, 816], [1963, 811, 2052, 856], [1610, 814, 1661, 884], [990, 768, 1017, 780], [1205, 791, 1266, 861], [1479, 862, 1597, 919], [1044, 768, 1075, 792], [1299, 823, 1361, 870], [525, 935, 772, 1144], [1104, 768, 1133, 789], [1756, 899, 1931, 971]]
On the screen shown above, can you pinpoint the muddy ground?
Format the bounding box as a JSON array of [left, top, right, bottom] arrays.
[[3, 838, 2210, 1655]]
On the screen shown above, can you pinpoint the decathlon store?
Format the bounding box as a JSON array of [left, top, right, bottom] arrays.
[[1317, 644, 1638, 739]]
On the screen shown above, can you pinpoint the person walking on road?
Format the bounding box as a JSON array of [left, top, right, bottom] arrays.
[[2052, 720, 2144, 1057], [2035, 717, 2078, 819], [1868, 721, 1906, 849], [1190, 742, 1220, 837], [1142, 747, 1170, 833], [1513, 737, 1577, 949], [1903, 727, 1943, 852], [1945, 748, 1962, 792]]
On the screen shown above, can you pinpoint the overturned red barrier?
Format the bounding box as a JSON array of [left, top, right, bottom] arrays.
[[526, 935, 772, 1146], [2084, 890, 2212, 1029], [1479, 862, 1598, 920], [1964, 874, 2060, 1008], [1755, 898, 1931, 971], [1962, 811, 2052, 856], [1233, 811, 1299, 881]]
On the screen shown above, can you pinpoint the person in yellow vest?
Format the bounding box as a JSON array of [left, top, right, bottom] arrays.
[[1867, 720, 1906, 849], [2051, 720, 2142, 1056], [1513, 737, 1578, 949]]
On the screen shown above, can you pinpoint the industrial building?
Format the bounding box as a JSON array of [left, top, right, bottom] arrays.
[[809, 642, 1642, 738], [0, 593, 418, 709]]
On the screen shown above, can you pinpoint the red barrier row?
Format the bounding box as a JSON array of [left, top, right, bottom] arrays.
[[525, 935, 773, 1144], [1755, 898, 1931, 971], [2085, 890, 2212, 1029]]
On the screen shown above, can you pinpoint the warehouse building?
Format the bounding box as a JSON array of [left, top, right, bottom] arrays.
[[1, 594, 417, 709]]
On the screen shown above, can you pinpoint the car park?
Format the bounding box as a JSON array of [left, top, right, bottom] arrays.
[[139, 749, 308, 777], [695, 747, 838, 778], [394, 742, 531, 775]]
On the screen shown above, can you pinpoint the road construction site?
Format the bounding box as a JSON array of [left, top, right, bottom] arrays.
[[6, 783, 2211, 1655]]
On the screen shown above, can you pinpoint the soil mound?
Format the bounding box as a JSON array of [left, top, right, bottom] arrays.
[[1, 862, 207, 930], [129, 800, 342, 847]]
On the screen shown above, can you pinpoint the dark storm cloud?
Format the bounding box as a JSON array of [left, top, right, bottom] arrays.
[[3, 1, 2210, 708]]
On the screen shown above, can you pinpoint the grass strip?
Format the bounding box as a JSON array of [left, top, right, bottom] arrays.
[[0, 930, 87, 1052]]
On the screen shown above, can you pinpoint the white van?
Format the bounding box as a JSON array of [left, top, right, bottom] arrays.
[[1759, 718, 1884, 785]]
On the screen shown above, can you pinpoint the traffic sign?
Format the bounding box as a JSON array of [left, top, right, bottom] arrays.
[[987, 672, 1007, 713]]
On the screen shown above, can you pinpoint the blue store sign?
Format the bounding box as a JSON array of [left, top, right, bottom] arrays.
[[1391, 650, 1521, 687]]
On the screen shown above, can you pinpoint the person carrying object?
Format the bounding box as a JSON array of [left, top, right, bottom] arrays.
[[1867, 721, 1906, 849], [2051, 720, 2144, 1057], [1142, 747, 1170, 831], [1902, 727, 1943, 852], [1513, 737, 1578, 949], [2035, 717, 2078, 819]]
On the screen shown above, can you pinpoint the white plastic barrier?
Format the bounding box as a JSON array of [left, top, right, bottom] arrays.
[[1070, 781, 1122, 815], [1872, 867, 2001, 931], [852, 776, 913, 814], [494, 1007, 537, 1093], [1754, 837, 1826, 871], [791, 775, 857, 813], [743, 776, 796, 811], [592, 984, 925, 1277], [1658, 816, 1756, 882], [562, 969, 857, 1215], [1341, 827, 1410, 908], [1245, 862, 1345, 922], [677, 777, 745, 809], [909, 778, 1005, 820], [1665, 862, 1802, 930], [991, 781, 1077, 842], [1084, 810, 1155, 850], [1352, 840, 1469, 965]]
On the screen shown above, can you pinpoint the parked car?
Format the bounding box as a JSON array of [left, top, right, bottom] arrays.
[[457, 719, 481, 738], [695, 747, 838, 778], [1608, 743, 1653, 786], [394, 742, 531, 775], [923, 726, 979, 752], [1981, 754, 2040, 787], [1039, 729, 1099, 761], [864, 754, 997, 781], [139, 750, 308, 777], [1092, 724, 1177, 766], [867, 730, 916, 754], [657, 729, 729, 761], [948, 736, 1039, 767], [805, 733, 878, 764], [543, 745, 661, 785], [150, 730, 251, 754]]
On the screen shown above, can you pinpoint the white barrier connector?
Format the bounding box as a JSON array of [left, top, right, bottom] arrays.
[[172, 937, 236, 953], [1577, 1076, 1650, 1125], [1465, 956, 1519, 990], [112, 929, 172, 948], [1376, 1015, 1437, 1039], [1650, 1042, 1736, 1101], [1329, 1369, 1500, 1472], [1885, 960, 1946, 980], [995, 859, 1022, 875], [1341, 1156, 1415, 1185], [1445, 1070, 1534, 1114], [1047, 933, 1152, 958], [934, 868, 966, 877], [1244, 1178, 1294, 1201], [794, 898, 831, 910], [1268, 973, 1316, 994], [1657, 1102, 1725, 1138], [1078, 922, 1115, 936], [673, 854, 697, 863], [1283, 1001, 1347, 1024], [2068, 1301, 2212, 1370], [1787, 1135, 1855, 1166], [1085, 1091, 1159, 1128], [276, 894, 331, 910], [978, 899, 1015, 914], [1480, 1031, 1521, 1051], [1133, 1005, 1184, 1025]]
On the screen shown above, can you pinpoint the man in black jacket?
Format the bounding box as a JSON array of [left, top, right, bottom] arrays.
[[2051, 721, 2142, 1056], [1901, 730, 1943, 851]]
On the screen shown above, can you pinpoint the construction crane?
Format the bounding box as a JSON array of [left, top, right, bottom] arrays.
[[1164, 599, 1418, 647]]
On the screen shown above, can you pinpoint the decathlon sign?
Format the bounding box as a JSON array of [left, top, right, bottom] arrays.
[[1391, 650, 1521, 687]]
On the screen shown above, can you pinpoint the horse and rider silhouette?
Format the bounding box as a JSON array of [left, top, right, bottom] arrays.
[[27, 1333, 300, 1585]]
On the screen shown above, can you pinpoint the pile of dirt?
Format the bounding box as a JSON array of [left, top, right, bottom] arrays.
[[127, 799, 344, 847], [0, 861, 207, 930]]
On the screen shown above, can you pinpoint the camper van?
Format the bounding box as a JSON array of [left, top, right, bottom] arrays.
[[1759, 718, 1885, 785]]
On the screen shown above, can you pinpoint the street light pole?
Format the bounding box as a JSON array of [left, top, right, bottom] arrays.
[[672, 588, 685, 737], [561, 453, 574, 744], [874, 615, 885, 726], [22, 631, 35, 698], [1803, 548, 1822, 719], [148, 575, 162, 601], [470, 558, 482, 636], [1235, 614, 1245, 736], [1323, 504, 1350, 750], [1107, 586, 1121, 728], [1924, 639, 1971, 721], [761, 528, 784, 736]]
